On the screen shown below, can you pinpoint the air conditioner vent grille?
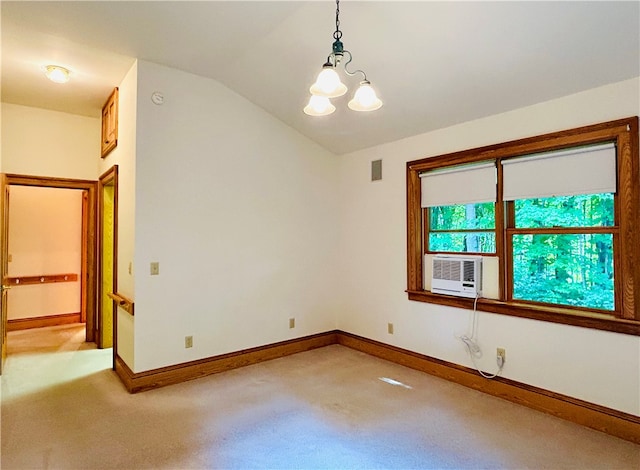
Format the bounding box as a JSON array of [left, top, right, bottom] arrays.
[[463, 260, 475, 282], [433, 258, 461, 281]]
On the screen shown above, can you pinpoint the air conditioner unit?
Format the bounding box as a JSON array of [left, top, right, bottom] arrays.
[[431, 255, 482, 298]]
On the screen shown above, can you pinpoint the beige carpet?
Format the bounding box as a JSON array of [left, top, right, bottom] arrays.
[[1, 324, 638, 469]]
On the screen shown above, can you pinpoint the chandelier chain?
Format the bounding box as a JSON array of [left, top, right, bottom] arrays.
[[333, 0, 342, 41]]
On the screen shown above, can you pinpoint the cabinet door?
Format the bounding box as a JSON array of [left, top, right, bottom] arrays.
[[101, 88, 119, 158]]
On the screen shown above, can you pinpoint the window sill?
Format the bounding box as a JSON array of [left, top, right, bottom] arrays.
[[406, 290, 640, 336]]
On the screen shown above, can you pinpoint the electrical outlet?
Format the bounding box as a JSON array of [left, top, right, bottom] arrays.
[[388, 323, 394, 335], [185, 336, 193, 348], [497, 347, 506, 366], [150, 262, 159, 275], [289, 318, 295, 329]]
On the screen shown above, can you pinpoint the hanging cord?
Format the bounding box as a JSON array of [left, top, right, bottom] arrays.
[[458, 294, 504, 379]]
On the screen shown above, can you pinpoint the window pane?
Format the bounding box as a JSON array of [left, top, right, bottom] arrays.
[[430, 203, 495, 230], [429, 232, 496, 253], [514, 193, 614, 228], [512, 233, 614, 310]]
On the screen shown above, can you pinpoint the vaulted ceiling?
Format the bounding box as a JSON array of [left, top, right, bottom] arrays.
[[2, 1, 639, 154]]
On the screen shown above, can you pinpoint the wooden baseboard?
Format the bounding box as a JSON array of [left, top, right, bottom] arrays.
[[336, 331, 640, 445], [112, 328, 639, 444], [114, 355, 136, 392], [7, 312, 81, 331], [115, 330, 339, 393]]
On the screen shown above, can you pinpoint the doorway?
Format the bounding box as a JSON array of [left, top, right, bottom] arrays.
[[6, 186, 83, 330], [0, 174, 97, 374]]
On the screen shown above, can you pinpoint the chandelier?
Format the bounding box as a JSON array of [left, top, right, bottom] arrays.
[[304, 0, 383, 116]]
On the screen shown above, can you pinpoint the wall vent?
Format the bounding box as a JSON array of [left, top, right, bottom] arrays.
[[371, 159, 382, 181]]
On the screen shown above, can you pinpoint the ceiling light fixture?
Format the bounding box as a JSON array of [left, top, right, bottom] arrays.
[[304, 0, 382, 116], [44, 65, 71, 84]]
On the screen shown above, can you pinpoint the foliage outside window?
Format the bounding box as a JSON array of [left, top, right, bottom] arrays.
[[428, 203, 495, 253], [406, 117, 640, 335], [511, 194, 614, 311]]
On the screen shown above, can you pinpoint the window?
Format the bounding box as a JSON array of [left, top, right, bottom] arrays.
[[510, 194, 614, 310], [427, 202, 496, 254], [406, 117, 640, 335], [421, 163, 497, 254]]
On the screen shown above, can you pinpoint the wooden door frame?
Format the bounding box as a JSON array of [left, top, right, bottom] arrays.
[[2, 174, 97, 343], [97, 166, 118, 361], [1, 174, 9, 373]]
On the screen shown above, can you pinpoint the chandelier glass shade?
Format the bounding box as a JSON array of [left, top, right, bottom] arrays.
[[310, 65, 348, 98], [304, 0, 382, 116], [348, 80, 383, 112], [303, 95, 337, 116]]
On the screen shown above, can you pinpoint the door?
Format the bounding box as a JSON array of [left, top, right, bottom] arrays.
[[98, 166, 118, 354], [0, 175, 10, 373]]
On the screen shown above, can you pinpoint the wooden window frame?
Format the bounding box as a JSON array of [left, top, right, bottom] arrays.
[[406, 117, 640, 336]]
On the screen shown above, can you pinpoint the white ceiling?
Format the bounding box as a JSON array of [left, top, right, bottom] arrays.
[[2, 1, 639, 155]]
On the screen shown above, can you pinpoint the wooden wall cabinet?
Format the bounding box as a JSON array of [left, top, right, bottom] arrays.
[[101, 88, 119, 158]]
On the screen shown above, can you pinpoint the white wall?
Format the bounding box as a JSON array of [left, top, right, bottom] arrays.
[[0, 103, 100, 180], [7, 186, 82, 320], [99, 62, 138, 369], [337, 77, 640, 416], [131, 61, 340, 372]]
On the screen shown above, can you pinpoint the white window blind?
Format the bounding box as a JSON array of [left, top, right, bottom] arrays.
[[420, 163, 496, 207], [501, 143, 616, 201]]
